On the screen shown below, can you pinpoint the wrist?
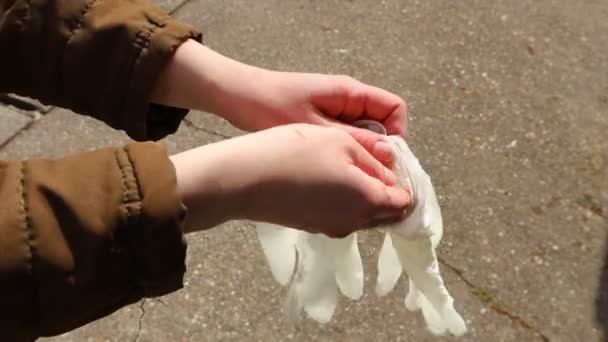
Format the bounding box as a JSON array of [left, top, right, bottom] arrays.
[[201, 58, 267, 119], [169, 147, 225, 232], [169, 143, 254, 232]]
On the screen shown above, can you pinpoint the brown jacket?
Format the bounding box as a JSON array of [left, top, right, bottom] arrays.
[[0, 0, 202, 340]]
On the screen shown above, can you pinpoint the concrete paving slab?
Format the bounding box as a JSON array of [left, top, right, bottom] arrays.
[[172, 1, 608, 340], [184, 110, 246, 138], [0, 105, 31, 147], [0, 94, 53, 116], [40, 222, 538, 342], [0, 109, 232, 162], [172, 0, 608, 340], [154, 0, 184, 13], [0, 109, 131, 160]]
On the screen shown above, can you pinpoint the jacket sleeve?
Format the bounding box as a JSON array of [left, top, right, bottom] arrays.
[[0, 0, 203, 141], [0, 142, 188, 341]]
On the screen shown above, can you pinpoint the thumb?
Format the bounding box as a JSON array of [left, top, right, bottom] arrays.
[[355, 170, 411, 218], [348, 149, 411, 210]]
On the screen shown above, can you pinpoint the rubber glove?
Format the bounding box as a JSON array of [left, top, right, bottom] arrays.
[[256, 224, 363, 323], [255, 120, 466, 337], [375, 135, 466, 336]]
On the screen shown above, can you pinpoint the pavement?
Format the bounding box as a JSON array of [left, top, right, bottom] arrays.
[[1, 0, 607, 341]]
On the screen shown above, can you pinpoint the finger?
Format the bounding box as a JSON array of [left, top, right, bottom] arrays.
[[346, 126, 395, 164], [355, 84, 403, 118], [308, 77, 350, 118], [345, 85, 408, 136], [382, 100, 408, 137], [311, 75, 407, 135], [350, 144, 397, 185], [373, 183, 411, 211], [339, 84, 366, 122], [357, 171, 411, 211], [370, 141, 394, 165], [316, 116, 395, 164], [349, 170, 411, 227], [331, 76, 407, 136]]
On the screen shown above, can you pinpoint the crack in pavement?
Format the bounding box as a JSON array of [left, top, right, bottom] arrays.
[[153, 298, 169, 307], [182, 118, 233, 139], [133, 299, 147, 342], [0, 94, 49, 115], [169, 0, 192, 14], [0, 119, 37, 152], [438, 256, 550, 342]]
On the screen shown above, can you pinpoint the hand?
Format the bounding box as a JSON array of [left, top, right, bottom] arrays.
[[170, 124, 411, 237], [213, 70, 408, 137], [151, 40, 408, 138]]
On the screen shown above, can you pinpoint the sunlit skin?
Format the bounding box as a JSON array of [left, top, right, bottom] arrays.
[[150, 40, 411, 236]]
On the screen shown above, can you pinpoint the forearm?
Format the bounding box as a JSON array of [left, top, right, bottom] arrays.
[[150, 39, 267, 120]]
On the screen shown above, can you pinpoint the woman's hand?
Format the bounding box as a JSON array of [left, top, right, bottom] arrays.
[[151, 40, 408, 138], [170, 124, 410, 237], [216, 70, 408, 137]]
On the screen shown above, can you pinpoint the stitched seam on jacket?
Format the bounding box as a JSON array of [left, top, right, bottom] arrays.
[[113, 149, 145, 297], [120, 22, 160, 127], [114, 149, 142, 219], [66, 0, 98, 41], [114, 150, 129, 216], [12, 0, 32, 28], [123, 146, 144, 204], [132, 22, 162, 67], [18, 161, 40, 326]]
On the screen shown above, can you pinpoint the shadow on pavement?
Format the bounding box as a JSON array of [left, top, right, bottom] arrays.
[[597, 236, 608, 341], [597, 147, 608, 342]]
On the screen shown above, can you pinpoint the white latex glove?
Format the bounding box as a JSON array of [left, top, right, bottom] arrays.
[[256, 224, 364, 323], [255, 120, 466, 337], [375, 135, 466, 336]]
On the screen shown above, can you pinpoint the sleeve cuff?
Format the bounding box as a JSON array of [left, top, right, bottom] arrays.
[[119, 142, 188, 296], [123, 14, 203, 141]]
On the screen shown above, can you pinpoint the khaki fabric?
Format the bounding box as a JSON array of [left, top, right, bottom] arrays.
[[0, 0, 203, 340]]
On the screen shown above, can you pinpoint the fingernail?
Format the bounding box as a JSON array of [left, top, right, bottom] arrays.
[[388, 187, 412, 208], [373, 141, 394, 162]]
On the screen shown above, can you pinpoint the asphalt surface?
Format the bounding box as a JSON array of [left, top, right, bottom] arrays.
[[1, 0, 606, 341]]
